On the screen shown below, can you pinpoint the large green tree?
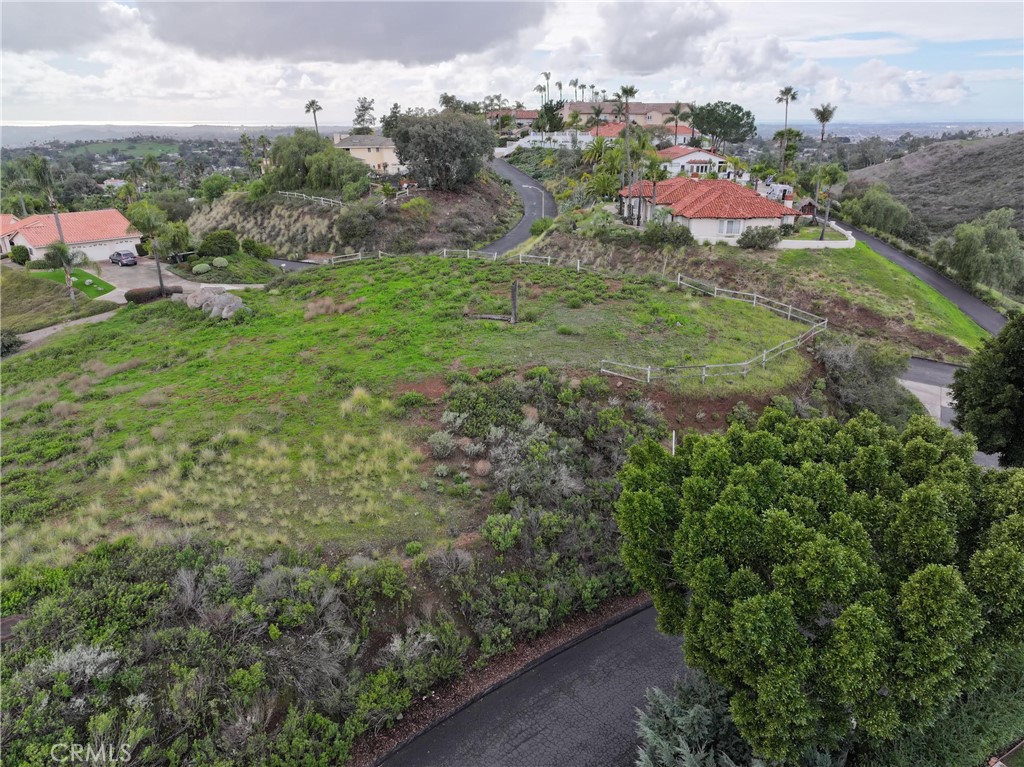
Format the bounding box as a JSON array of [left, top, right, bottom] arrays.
[[934, 208, 1024, 292], [688, 101, 757, 153], [615, 409, 1023, 762], [352, 97, 376, 135], [952, 313, 1024, 466], [264, 130, 334, 190], [390, 112, 495, 192]]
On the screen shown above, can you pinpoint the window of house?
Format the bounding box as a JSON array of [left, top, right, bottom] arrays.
[[718, 220, 741, 235]]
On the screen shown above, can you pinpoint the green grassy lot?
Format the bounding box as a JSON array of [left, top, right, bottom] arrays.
[[774, 242, 989, 351], [65, 140, 179, 158], [788, 226, 846, 241], [169, 253, 281, 284], [1, 257, 810, 567], [0, 267, 118, 333], [31, 267, 116, 299]]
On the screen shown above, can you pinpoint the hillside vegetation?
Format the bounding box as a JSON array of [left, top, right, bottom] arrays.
[[844, 131, 1024, 235], [187, 173, 521, 259], [0, 267, 117, 333]]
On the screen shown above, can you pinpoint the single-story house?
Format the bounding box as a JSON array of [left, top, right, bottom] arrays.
[[656, 146, 731, 177], [333, 134, 404, 174], [1, 209, 140, 261], [486, 109, 539, 129], [619, 177, 795, 243]]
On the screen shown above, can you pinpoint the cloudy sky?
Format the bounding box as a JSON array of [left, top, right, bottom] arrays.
[[2, 0, 1022, 127]]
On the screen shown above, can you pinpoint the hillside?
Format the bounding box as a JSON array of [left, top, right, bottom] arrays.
[[187, 173, 522, 258], [844, 131, 1024, 234], [0, 267, 117, 333]]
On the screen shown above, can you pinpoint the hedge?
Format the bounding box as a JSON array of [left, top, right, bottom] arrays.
[[124, 285, 184, 304]]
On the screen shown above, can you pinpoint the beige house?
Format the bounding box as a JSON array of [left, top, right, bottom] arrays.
[[333, 134, 404, 174]]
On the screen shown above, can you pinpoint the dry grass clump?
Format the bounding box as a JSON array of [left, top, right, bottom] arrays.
[[304, 295, 366, 320], [150, 425, 168, 441], [99, 453, 129, 482], [81, 358, 143, 380], [139, 388, 173, 408], [50, 401, 83, 420]]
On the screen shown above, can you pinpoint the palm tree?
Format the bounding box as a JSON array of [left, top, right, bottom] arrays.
[[815, 162, 847, 240], [540, 71, 551, 103], [585, 105, 604, 128], [581, 136, 607, 167], [566, 110, 583, 144], [775, 86, 798, 172], [589, 84, 596, 101], [664, 102, 689, 145], [142, 153, 160, 191], [615, 84, 639, 223], [725, 155, 749, 183], [555, 80, 563, 102], [810, 102, 838, 220], [601, 89, 607, 102], [534, 84, 547, 108], [569, 78, 579, 102], [305, 99, 323, 137], [125, 200, 168, 293], [126, 159, 143, 188], [43, 241, 91, 311]]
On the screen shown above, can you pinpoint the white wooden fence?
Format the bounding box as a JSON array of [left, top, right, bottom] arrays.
[[319, 251, 827, 383], [278, 191, 345, 208]]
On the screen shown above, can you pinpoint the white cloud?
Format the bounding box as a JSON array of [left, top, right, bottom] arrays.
[[789, 37, 918, 59]]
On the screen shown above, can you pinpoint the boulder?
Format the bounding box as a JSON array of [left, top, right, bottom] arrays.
[[184, 286, 245, 319]]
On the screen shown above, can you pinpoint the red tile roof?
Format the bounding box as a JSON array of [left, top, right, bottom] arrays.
[[0, 214, 21, 236], [589, 122, 629, 138], [656, 146, 726, 162], [619, 178, 794, 220], [8, 209, 137, 248], [487, 109, 539, 120], [663, 124, 696, 136]]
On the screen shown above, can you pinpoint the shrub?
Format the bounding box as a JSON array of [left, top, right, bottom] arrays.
[[427, 430, 456, 458], [529, 217, 554, 236], [197, 230, 240, 259], [396, 391, 429, 410], [1, 328, 24, 356], [404, 541, 423, 557], [640, 221, 696, 248], [192, 263, 212, 275], [211, 257, 229, 268], [241, 238, 274, 259], [736, 225, 783, 249], [400, 196, 433, 224], [123, 285, 184, 304], [10, 245, 30, 265], [480, 513, 524, 553], [26, 260, 54, 271], [779, 223, 797, 237]]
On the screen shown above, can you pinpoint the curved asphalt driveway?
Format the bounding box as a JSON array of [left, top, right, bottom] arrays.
[[841, 223, 1006, 335], [382, 607, 683, 767], [484, 158, 558, 255]]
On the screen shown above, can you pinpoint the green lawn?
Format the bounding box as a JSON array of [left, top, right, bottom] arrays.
[[1, 257, 812, 567], [1006, 747, 1024, 767], [789, 226, 846, 241], [31, 268, 116, 299], [0, 267, 118, 333]]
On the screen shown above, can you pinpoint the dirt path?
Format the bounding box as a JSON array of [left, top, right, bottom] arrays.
[[17, 309, 121, 351]]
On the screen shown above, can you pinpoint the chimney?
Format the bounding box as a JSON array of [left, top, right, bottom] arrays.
[[783, 192, 794, 209]]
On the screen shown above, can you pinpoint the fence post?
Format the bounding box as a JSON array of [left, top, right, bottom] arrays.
[[547, 256, 551, 266], [466, 249, 471, 258], [677, 274, 681, 288], [742, 364, 748, 379], [752, 294, 758, 308], [646, 366, 651, 384], [787, 305, 793, 320], [701, 366, 707, 384], [671, 430, 676, 456], [443, 248, 448, 258], [519, 254, 523, 264], [713, 286, 718, 297], [577, 259, 581, 273], [762, 350, 767, 369]]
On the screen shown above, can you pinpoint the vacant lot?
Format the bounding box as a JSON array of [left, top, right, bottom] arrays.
[[0, 267, 117, 332], [1, 257, 810, 567]]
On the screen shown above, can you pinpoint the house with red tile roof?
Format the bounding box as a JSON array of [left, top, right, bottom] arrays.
[[656, 146, 731, 177], [589, 122, 629, 139], [2, 209, 141, 261], [560, 100, 691, 127], [618, 178, 795, 243], [486, 109, 540, 129]]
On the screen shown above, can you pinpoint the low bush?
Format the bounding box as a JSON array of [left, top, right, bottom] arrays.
[[737, 225, 783, 249], [427, 430, 456, 458], [197, 230, 240, 259], [123, 285, 184, 304], [192, 263, 212, 275], [26, 260, 54, 271], [640, 221, 696, 248], [1, 328, 25, 356], [241, 238, 274, 259], [396, 391, 430, 410], [211, 257, 229, 268], [529, 217, 554, 236], [10, 245, 30, 265]]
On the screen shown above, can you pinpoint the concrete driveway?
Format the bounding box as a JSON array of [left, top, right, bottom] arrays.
[[93, 257, 259, 303]]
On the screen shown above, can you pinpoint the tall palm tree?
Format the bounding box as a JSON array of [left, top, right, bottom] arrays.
[[810, 102, 838, 220], [815, 162, 847, 240], [305, 99, 323, 137], [142, 153, 160, 191], [615, 85, 639, 223], [540, 71, 551, 103], [43, 241, 90, 311], [664, 102, 688, 145], [566, 110, 582, 144], [126, 159, 143, 188], [125, 200, 168, 293], [589, 84, 596, 101], [555, 80, 563, 101], [569, 78, 579, 102], [601, 89, 607, 102], [534, 84, 547, 108], [586, 105, 604, 128], [775, 86, 798, 172], [27, 155, 69, 258]]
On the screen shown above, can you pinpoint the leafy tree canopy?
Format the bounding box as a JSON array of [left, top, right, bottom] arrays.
[[198, 172, 233, 204], [934, 208, 1024, 293], [952, 313, 1024, 466], [264, 129, 334, 191], [688, 101, 757, 152], [352, 96, 376, 135], [615, 409, 1024, 762], [391, 112, 495, 192]]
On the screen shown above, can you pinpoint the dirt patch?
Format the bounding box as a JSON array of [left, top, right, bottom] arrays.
[[394, 376, 447, 400]]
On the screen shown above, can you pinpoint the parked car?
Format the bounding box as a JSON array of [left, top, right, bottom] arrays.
[[110, 250, 138, 266]]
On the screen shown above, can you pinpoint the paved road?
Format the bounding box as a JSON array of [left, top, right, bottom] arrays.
[[484, 158, 558, 255], [841, 223, 1007, 335], [383, 607, 684, 767]]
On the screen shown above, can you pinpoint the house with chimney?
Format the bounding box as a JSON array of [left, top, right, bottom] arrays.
[[333, 134, 404, 174], [656, 146, 731, 177]]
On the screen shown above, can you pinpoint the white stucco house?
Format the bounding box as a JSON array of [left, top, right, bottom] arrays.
[[619, 178, 796, 243], [1, 209, 141, 261], [657, 146, 732, 177]]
